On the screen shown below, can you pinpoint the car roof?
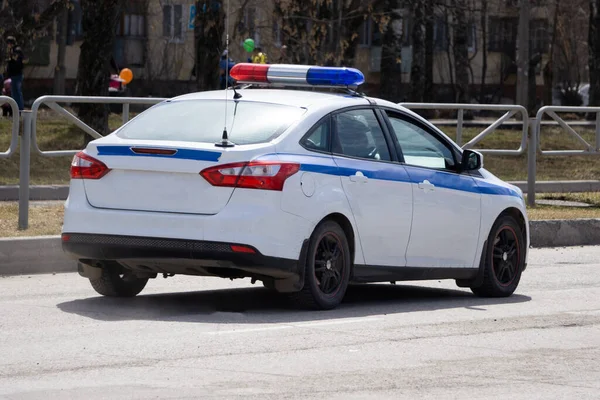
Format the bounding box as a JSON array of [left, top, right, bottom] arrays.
[[172, 88, 372, 109]]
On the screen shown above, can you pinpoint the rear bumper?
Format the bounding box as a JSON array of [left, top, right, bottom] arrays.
[[62, 233, 304, 280]]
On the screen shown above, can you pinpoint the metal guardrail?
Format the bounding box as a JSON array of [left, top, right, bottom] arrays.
[[30, 96, 167, 157], [535, 106, 600, 155], [4, 97, 600, 229], [17, 96, 167, 229], [526, 106, 600, 206], [399, 103, 528, 155], [0, 96, 20, 159]]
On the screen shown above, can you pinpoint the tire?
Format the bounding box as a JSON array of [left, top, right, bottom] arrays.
[[471, 215, 525, 297], [89, 264, 148, 297], [290, 220, 351, 310]]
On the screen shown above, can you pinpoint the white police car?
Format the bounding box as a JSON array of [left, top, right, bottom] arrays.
[[62, 63, 529, 310]]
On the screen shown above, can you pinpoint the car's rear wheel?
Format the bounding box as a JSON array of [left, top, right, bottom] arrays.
[[89, 264, 148, 297], [290, 220, 351, 310], [471, 215, 525, 297]]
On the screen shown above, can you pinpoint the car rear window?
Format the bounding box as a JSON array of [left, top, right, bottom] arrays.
[[117, 100, 306, 145]]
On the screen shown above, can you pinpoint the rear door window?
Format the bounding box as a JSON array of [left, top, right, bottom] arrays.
[[332, 109, 391, 162], [117, 100, 306, 145]]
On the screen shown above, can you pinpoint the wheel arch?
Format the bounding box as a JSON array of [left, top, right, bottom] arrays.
[[318, 212, 356, 265], [498, 207, 527, 238]]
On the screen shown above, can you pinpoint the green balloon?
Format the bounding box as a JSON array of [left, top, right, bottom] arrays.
[[243, 38, 255, 53]]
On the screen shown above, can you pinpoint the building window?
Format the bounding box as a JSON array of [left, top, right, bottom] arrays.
[[359, 19, 372, 46], [529, 19, 548, 54], [272, 19, 282, 47], [488, 17, 517, 53], [358, 19, 383, 47], [163, 4, 183, 41], [468, 22, 477, 53], [117, 14, 146, 37], [434, 17, 448, 51]]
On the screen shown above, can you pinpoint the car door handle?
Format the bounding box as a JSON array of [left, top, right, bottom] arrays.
[[349, 171, 368, 183], [418, 180, 435, 191]]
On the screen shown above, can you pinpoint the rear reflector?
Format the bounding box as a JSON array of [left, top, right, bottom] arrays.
[[70, 152, 110, 180], [230, 245, 256, 254], [200, 161, 300, 191], [61, 234, 71, 242]]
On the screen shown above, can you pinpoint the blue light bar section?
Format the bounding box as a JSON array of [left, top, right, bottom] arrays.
[[306, 67, 365, 87]]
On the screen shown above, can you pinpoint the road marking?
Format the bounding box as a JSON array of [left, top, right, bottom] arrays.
[[203, 316, 383, 335]]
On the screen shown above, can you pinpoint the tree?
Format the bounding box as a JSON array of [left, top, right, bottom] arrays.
[[380, 0, 403, 102], [424, 0, 435, 103], [452, 0, 469, 104], [75, 0, 125, 141], [409, 0, 426, 102], [274, 0, 383, 67], [1, 0, 70, 46], [194, 0, 226, 91], [589, 0, 600, 110]]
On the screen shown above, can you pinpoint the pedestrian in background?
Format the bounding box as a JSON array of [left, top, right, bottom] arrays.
[[251, 47, 268, 64], [5, 36, 24, 111], [219, 50, 236, 89]]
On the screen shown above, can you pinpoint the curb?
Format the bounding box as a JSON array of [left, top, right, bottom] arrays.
[[0, 236, 77, 276], [529, 218, 600, 248], [1, 219, 599, 276], [0, 185, 69, 201]]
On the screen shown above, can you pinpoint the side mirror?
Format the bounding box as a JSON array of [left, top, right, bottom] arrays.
[[461, 149, 483, 171]]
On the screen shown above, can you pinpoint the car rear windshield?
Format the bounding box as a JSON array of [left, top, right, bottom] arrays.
[[117, 100, 306, 145]]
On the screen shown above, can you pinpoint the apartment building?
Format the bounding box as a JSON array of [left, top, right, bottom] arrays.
[[20, 0, 583, 102]]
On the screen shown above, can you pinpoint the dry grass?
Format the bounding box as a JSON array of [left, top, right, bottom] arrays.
[[0, 201, 64, 237], [526, 206, 600, 221]]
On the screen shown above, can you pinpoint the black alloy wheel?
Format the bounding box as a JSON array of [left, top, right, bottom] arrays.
[[492, 226, 520, 287], [471, 215, 525, 298], [290, 220, 351, 310]]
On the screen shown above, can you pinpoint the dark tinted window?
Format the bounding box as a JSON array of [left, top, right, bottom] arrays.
[[333, 109, 391, 161]]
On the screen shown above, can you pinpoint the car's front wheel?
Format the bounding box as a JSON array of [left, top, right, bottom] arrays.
[[290, 220, 351, 310], [471, 215, 525, 297], [89, 264, 148, 297]]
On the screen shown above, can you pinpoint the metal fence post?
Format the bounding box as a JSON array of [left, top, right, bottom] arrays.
[[527, 117, 537, 207], [122, 103, 130, 125], [456, 108, 464, 146], [18, 111, 32, 229]]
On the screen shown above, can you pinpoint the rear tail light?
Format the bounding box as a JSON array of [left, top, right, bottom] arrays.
[[70, 151, 111, 179], [200, 161, 300, 191]]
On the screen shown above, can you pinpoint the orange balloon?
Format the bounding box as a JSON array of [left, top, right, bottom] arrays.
[[119, 68, 133, 84]]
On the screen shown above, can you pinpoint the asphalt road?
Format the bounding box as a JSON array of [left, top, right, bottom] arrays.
[[1, 246, 600, 399]]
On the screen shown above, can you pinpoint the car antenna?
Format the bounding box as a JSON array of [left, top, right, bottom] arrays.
[[216, 0, 235, 148]]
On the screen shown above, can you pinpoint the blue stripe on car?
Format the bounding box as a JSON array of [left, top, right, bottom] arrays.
[[96, 146, 222, 162], [268, 153, 521, 198]]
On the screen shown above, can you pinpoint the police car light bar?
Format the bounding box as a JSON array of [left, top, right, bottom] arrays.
[[229, 63, 365, 87]]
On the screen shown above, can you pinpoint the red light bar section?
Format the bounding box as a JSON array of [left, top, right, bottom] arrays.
[[230, 63, 269, 83]]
